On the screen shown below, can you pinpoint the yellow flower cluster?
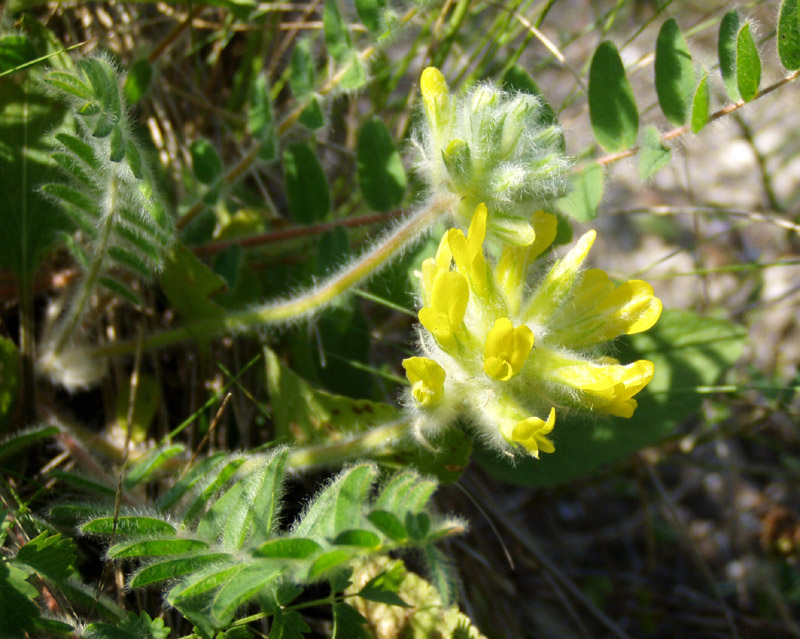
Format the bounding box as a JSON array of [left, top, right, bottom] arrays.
[[403, 203, 662, 458]]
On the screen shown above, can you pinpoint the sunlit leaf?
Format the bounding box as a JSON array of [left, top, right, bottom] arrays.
[[588, 41, 638, 151], [638, 126, 671, 181], [736, 23, 761, 102], [654, 19, 695, 125], [690, 71, 710, 134], [718, 11, 741, 102], [778, 0, 800, 70]]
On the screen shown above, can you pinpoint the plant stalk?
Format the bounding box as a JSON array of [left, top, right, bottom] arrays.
[[84, 195, 456, 359], [52, 176, 118, 356]]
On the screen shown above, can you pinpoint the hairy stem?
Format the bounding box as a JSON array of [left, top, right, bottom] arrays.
[[52, 176, 118, 356], [85, 195, 456, 359], [286, 420, 410, 471]]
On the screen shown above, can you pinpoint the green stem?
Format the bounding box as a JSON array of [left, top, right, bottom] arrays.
[[85, 195, 456, 359], [286, 419, 410, 471], [52, 176, 118, 356]]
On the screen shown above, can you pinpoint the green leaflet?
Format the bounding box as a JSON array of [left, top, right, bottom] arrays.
[[191, 138, 223, 185], [0, 563, 39, 634], [266, 348, 400, 445], [85, 612, 170, 639], [0, 425, 58, 461], [333, 529, 382, 548], [308, 549, 354, 579], [283, 143, 331, 224], [557, 161, 604, 222], [588, 41, 638, 151], [108, 539, 209, 558], [124, 443, 185, 489], [129, 554, 232, 588], [354, 0, 386, 35], [249, 73, 278, 161], [253, 538, 322, 559], [14, 532, 76, 584], [638, 126, 671, 181], [159, 246, 227, 323], [718, 11, 741, 102], [367, 511, 407, 542], [654, 19, 695, 126], [332, 602, 368, 639], [0, 75, 68, 282], [778, 0, 800, 70], [357, 118, 406, 212], [690, 71, 710, 134], [323, 0, 367, 90], [156, 452, 228, 513], [293, 464, 378, 538], [81, 516, 177, 536], [196, 451, 287, 549], [123, 58, 153, 104], [736, 23, 761, 102], [210, 561, 284, 625], [271, 609, 311, 639]]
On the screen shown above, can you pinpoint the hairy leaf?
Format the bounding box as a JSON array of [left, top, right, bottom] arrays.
[[129, 553, 232, 589], [124, 443, 185, 489], [557, 161, 603, 222], [108, 539, 209, 558], [638, 126, 671, 181], [82, 516, 176, 536], [718, 11, 740, 101], [736, 23, 761, 102]]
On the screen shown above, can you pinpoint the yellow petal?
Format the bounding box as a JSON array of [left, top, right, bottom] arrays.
[[484, 318, 534, 381], [403, 357, 446, 407], [510, 408, 556, 458], [420, 67, 451, 138]]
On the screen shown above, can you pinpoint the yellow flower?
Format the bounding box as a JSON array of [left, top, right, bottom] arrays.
[[403, 357, 446, 407], [523, 230, 596, 323], [553, 269, 663, 347], [549, 358, 655, 418], [420, 67, 452, 142], [510, 408, 556, 458], [483, 318, 534, 381], [418, 270, 469, 351], [447, 203, 490, 300], [495, 210, 558, 314]]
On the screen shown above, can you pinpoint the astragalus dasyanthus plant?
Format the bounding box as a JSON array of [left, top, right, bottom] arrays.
[[402, 68, 663, 459]]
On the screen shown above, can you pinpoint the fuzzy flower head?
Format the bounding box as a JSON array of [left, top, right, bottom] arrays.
[[402, 204, 663, 459], [415, 67, 570, 246]]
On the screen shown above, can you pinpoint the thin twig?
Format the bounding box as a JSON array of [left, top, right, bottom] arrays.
[[595, 69, 800, 168]]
